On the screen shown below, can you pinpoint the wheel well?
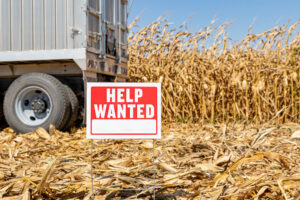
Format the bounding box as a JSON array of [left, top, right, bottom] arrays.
[[56, 76, 84, 96], [0, 79, 14, 102]]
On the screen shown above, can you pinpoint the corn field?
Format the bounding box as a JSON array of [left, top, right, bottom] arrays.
[[128, 18, 300, 124]]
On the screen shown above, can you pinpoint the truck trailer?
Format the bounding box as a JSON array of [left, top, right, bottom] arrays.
[[0, 0, 128, 133]]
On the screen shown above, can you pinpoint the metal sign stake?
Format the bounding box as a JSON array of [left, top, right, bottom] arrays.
[[91, 139, 95, 200], [153, 139, 156, 200]]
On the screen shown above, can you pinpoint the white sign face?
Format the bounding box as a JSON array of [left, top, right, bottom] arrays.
[[86, 83, 161, 139]]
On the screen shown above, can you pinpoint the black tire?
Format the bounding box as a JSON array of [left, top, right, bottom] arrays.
[[0, 99, 3, 121], [3, 73, 70, 133], [63, 85, 79, 130]]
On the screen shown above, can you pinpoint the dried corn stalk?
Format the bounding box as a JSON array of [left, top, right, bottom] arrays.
[[128, 18, 300, 123]]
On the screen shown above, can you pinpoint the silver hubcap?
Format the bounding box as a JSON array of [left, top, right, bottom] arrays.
[[15, 87, 52, 126]]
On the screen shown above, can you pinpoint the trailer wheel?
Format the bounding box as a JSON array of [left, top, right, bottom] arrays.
[[3, 73, 70, 133], [64, 85, 79, 130]]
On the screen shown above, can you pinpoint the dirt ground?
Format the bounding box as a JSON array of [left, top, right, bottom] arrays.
[[0, 122, 300, 200]]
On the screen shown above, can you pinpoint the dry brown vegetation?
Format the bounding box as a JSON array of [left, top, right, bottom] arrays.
[[0, 123, 300, 199], [128, 18, 300, 124]]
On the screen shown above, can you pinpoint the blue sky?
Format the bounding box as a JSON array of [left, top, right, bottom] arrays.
[[128, 0, 300, 42]]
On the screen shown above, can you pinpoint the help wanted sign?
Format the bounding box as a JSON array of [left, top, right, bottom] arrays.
[[86, 83, 161, 139]]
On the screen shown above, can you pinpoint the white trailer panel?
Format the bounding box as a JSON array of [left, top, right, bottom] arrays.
[[0, 0, 128, 79], [0, 0, 86, 51]]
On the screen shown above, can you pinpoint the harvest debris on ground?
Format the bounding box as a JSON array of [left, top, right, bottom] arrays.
[[0, 123, 300, 199]]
